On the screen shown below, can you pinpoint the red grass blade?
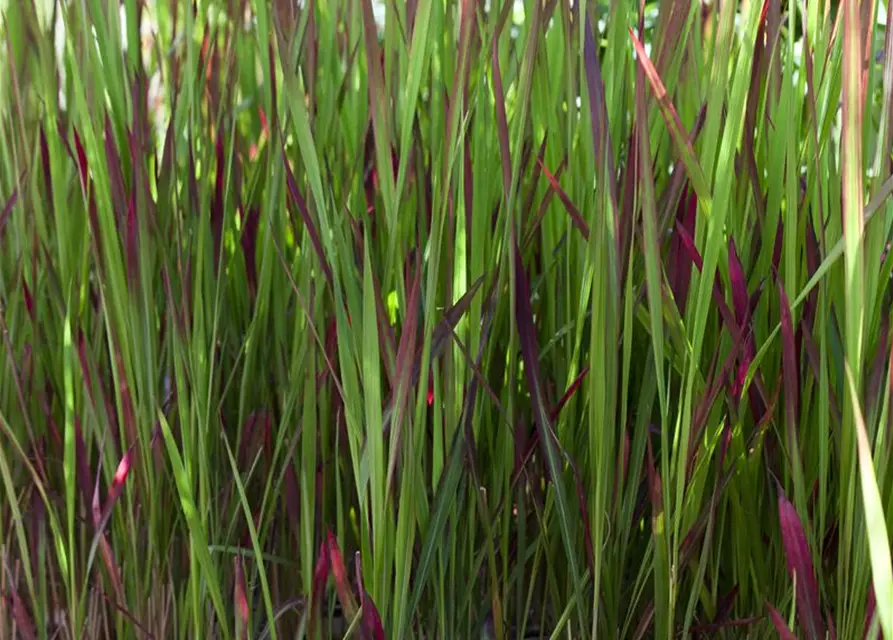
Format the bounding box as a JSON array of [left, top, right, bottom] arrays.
[[39, 126, 55, 217], [864, 585, 883, 639], [674, 219, 704, 272], [21, 277, 34, 321], [101, 445, 136, 524], [103, 116, 129, 222], [727, 238, 749, 326], [584, 12, 618, 211], [237, 410, 271, 466], [524, 157, 568, 250], [428, 276, 484, 361], [491, 32, 511, 201], [114, 348, 139, 449], [463, 133, 474, 257], [667, 187, 697, 313], [645, 437, 663, 521], [386, 255, 422, 494], [326, 530, 357, 619], [72, 128, 102, 248], [211, 128, 226, 274], [125, 182, 140, 286], [632, 602, 655, 640], [310, 536, 330, 628], [628, 29, 710, 204], [354, 552, 385, 640], [74, 417, 95, 509], [284, 464, 299, 526], [234, 556, 249, 639], [0, 183, 19, 240], [239, 207, 260, 299], [5, 586, 36, 640], [513, 237, 586, 603], [282, 149, 333, 284], [777, 488, 824, 640], [766, 601, 799, 640], [536, 157, 590, 240], [73, 127, 89, 193], [550, 366, 590, 421]]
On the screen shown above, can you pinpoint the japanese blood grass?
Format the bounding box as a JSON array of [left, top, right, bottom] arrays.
[[1, 0, 893, 638]]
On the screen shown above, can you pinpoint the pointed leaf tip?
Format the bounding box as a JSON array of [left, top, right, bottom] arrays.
[[234, 557, 249, 638], [777, 490, 824, 640], [355, 553, 385, 640], [766, 601, 799, 640]]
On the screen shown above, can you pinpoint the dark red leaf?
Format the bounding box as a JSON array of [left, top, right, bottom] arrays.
[[39, 126, 55, 218], [714, 585, 739, 624], [387, 257, 422, 491], [864, 585, 882, 639], [354, 553, 385, 640], [524, 157, 568, 250], [766, 601, 798, 640], [491, 35, 511, 201], [583, 10, 618, 211], [284, 465, 299, 526], [772, 219, 784, 273], [619, 132, 639, 280], [550, 366, 590, 420], [234, 556, 249, 639], [632, 602, 655, 640], [103, 116, 129, 222], [0, 184, 18, 241], [73, 128, 89, 192], [21, 277, 34, 320], [515, 364, 592, 485], [187, 146, 200, 217], [867, 323, 888, 415], [777, 488, 824, 640], [513, 236, 591, 585], [240, 207, 260, 299], [668, 187, 697, 313], [282, 150, 333, 283], [100, 445, 136, 526], [675, 219, 704, 272], [326, 530, 357, 618], [74, 417, 94, 508], [573, 462, 595, 575], [72, 128, 102, 248], [463, 134, 474, 258], [211, 128, 226, 273], [6, 586, 36, 640], [689, 616, 761, 635], [537, 157, 590, 240], [311, 537, 330, 608], [728, 238, 749, 326], [126, 185, 139, 286], [645, 437, 663, 517], [114, 348, 138, 448], [268, 44, 278, 132], [803, 222, 820, 327], [238, 410, 271, 466], [428, 276, 484, 367]]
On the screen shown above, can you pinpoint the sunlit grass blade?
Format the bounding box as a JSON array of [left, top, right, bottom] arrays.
[[156, 411, 231, 639], [845, 366, 893, 639]]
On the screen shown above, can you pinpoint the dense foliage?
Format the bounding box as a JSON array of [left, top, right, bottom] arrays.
[[1, 0, 893, 637]]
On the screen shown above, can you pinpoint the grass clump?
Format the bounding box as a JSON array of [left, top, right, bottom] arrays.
[[1, 0, 893, 637]]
